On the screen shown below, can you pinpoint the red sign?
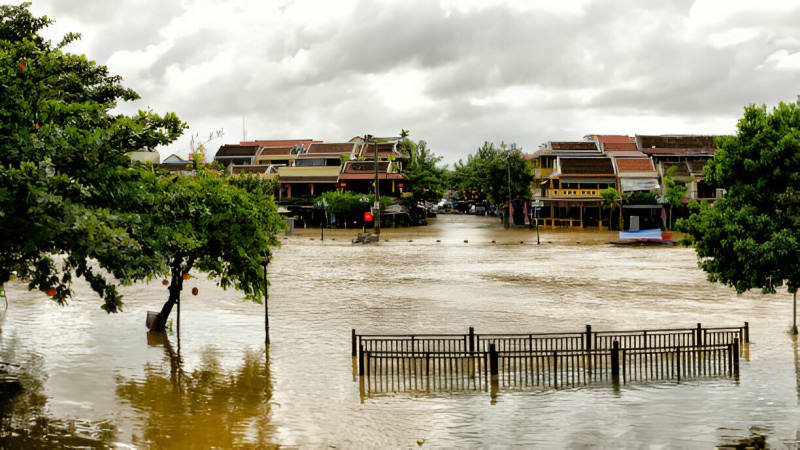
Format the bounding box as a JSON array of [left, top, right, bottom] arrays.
[[364, 212, 374, 222]]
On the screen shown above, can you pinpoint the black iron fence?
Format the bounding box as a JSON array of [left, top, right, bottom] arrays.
[[352, 324, 747, 395]]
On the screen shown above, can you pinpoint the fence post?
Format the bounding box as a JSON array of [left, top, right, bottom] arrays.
[[611, 340, 620, 377], [553, 350, 558, 388], [585, 324, 592, 351], [676, 346, 681, 382], [733, 338, 740, 375], [696, 323, 702, 346], [366, 351, 370, 377], [727, 344, 733, 376], [351, 329, 357, 357], [469, 327, 475, 353], [489, 344, 499, 382], [358, 345, 365, 376], [744, 322, 750, 343]]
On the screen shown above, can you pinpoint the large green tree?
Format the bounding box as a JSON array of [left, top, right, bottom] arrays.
[[451, 141, 532, 207], [397, 137, 446, 206], [678, 99, 800, 332], [0, 3, 184, 310], [144, 168, 284, 330]]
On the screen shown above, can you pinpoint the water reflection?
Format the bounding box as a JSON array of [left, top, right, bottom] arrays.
[[116, 333, 274, 447], [0, 334, 117, 446]]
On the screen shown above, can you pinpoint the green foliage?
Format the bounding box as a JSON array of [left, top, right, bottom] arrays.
[[0, 5, 285, 319], [450, 141, 532, 206], [678, 99, 800, 294], [0, 4, 186, 310], [663, 166, 687, 207], [623, 191, 659, 202], [600, 187, 620, 230], [314, 191, 391, 215], [398, 138, 446, 205]]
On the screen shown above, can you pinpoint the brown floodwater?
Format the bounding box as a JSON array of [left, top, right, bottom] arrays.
[[1, 214, 799, 447]]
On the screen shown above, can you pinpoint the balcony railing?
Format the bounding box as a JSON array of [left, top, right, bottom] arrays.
[[547, 189, 601, 198], [534, 167, 554, 179]]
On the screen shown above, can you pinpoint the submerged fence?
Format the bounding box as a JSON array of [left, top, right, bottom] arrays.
[[352, 323, 747, 394]]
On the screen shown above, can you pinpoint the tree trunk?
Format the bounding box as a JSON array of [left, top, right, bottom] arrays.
[[156, 274, 184, 331]]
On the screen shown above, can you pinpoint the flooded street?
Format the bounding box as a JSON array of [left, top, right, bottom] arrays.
[[2, 214, 800, 447]]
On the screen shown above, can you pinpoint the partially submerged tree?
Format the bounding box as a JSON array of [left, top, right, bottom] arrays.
[[663, 166, 687, 230], [678, 99, 800, 332], [600, 187, 620, 230], [450, 141, 532, 208], [146, 169, 284, 330], [397, 137, 446, 207]]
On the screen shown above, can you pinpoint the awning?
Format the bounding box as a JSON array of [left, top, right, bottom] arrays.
[[621, 178, 660, 192]]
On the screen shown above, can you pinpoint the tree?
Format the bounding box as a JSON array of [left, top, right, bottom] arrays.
[[0, 3, 185, 311], [397, 137, 446, 207], [678, 99, 800, 332], [145, 168, 285, 330], [599, 187, 620, 230], [450, 141, 532, 209], [663, 166, 687, 230]]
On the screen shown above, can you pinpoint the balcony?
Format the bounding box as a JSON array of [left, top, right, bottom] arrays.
[[534, 167, 554, 179], [547, 189, 601, 198]]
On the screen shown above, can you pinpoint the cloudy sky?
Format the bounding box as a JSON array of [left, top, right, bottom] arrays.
[[29, 0, 800, 164]]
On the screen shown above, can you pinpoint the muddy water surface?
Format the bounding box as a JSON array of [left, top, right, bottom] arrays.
[[1, 214, 799, 447]]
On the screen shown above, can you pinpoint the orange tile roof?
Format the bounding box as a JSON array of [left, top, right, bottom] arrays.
[[616, 158, 654, 172]]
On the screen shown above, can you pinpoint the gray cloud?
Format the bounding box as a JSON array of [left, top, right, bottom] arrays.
[[34, 0, 800, 164]]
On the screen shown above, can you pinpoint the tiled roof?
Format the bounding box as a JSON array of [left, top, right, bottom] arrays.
[[636, 135, 716, 150], [603, 142, 638, 151], [343, 161, 391, 174], [585, 134, 635, 144], [642, 148, 716, 156], [258, 146, 294, 156], [616, 158, 654, 172], [551, 141, 598, 151], [240, 139, 320, 148], [357, 142, 405, 159], [216, 144, 259, 157], [306, 142, 356, 154], [605, 150, 647, 158], [559, 157, 615, 174]]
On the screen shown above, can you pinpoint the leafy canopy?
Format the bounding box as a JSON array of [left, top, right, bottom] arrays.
[[450, 141, 532, 205], [397, 137, 446, 205], [678, 99, 800, 294], [0, 3, 186, 311]]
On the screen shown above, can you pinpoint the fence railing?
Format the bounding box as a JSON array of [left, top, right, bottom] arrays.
[[352, 323, 748, 395], [353, 323, 749, 360], [359, 342, 740, 395]]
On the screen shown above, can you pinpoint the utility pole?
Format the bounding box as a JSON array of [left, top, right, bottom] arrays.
[[505, 154, 512, 229], [373, 136, 381, 235], [263, 250, 270, 345]]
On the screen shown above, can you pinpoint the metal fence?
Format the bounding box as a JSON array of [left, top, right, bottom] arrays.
[[352, 324, 747, 395]]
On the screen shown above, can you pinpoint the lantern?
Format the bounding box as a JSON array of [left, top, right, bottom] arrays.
[[19, 59, 25, 70], [340, 182, 346, 187], [364, 212, 374, 222], [398, 183, 404, 188], [162, 279, 169, 286], [183, 273, 190, 280], [46, 288, 56, 297], [192, 287, 199, 296]]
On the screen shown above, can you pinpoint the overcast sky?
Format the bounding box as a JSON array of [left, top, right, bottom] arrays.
[[29, 0, 800, 164]]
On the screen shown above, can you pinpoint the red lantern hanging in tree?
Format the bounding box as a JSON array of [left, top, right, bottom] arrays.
[[191, 287, 199, 296], [46, 288, 56, 297], [19, 58, 25, 70], [162, 279, 169, 286], [182, 273, 190, 280]]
